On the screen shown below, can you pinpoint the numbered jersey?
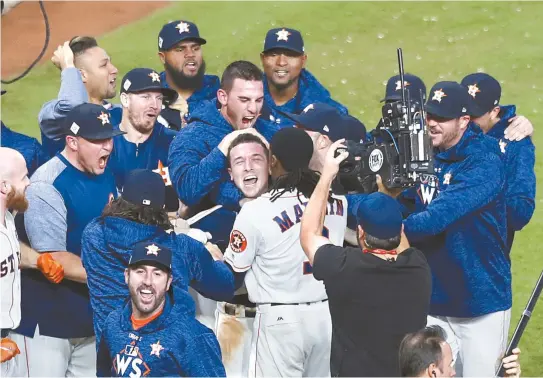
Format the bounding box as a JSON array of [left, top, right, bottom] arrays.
[[1, 211, 21, 329], [224, 190, 347, 304]]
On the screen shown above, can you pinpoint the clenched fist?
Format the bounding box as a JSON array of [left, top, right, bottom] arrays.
[[0, 338, 20, 363], [51, 41, 75, 71], [37, 253, 64, 284]]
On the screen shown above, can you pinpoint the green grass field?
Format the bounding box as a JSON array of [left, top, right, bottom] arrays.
[[2, 1, 542, 375]]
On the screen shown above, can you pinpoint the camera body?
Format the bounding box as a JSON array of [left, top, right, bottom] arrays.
[[335, 75, 434, 192]]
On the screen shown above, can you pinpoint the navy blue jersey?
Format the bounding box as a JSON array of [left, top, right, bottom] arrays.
[[262, 69, 348, 128], [97, 294, 225, 377], [399, 124, 509, 317], [1, 122, 48, 176], [81, 216, 235, 340]]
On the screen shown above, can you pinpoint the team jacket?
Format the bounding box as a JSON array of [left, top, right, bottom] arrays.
[[81, 216, 235, 340], [399, 123, 509, 318], [96, 294, 226, 377], [168, 99, 278, 211], [1, 122, 48, 176], [262, 68, 348, 128], [485, 105, 536, 252], [158, 72, 220, 130]]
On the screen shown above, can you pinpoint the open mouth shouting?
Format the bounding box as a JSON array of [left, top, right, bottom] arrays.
[[138, 286, 156, 305], [241, 116, 256, 127], [98, 154, 110, 170], [243, 174, 258, 187]]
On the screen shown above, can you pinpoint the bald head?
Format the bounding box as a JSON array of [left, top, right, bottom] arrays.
[[0, 147, 26, 181]]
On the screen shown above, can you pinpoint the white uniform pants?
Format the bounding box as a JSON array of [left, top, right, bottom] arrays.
[[9, 325, 96, 377], [248, 300, 332, 378], [189, 287, 217, 332], [427, 308, 511, 377], [215, 302, 255, 377]]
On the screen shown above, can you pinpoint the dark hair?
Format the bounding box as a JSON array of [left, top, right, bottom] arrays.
[[399, 326, 448, 377], [227, 133, 270, 168], [101, 197, 171, 231], [221, 60, 263, 92], [69, 36, 98, 58], [364, 233, 401, 250], [270, 168, 329, 204]]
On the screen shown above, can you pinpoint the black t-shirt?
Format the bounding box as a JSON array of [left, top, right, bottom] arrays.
[[313, 245, 432, 377]]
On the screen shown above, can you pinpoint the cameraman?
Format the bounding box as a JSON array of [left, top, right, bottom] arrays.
[[300, 139, 431, 376], [398, 325, 522, 377]]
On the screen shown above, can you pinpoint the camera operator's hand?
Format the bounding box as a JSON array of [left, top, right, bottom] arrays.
[[322, 139, 348, 181], [376, 174, 404, 198]]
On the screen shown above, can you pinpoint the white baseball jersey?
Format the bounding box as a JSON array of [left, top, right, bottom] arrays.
[[225, 190, 347, 304], [1, 211, 21, 329]]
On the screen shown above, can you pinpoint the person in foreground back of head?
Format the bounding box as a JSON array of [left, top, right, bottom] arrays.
[[399, 325, 522, 377], [96, 241, 225, 377], [300, 139, 431, 376]]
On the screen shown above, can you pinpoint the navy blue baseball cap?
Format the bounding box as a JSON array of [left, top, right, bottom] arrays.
[[283, 102, 366, 142], [425, 81, 470, 120], [158, 20, 206, 51], [121, 68, 178, 103], [382, 73, 426, 103], [64, 103, 125, 140], [262, 27, 304, 55], [122, 169, 165, 210], [461, 73, 501, 118], [128, 241, 172, 272], [355, 192, 403, 239]]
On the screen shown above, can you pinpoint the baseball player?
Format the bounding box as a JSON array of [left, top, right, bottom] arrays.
[[38, 36, 119, 156], [0, 148, 63, 376], [81, 169, 235, 341], [385, 82, 510, 376], [214, 132, 271, 376], [156, 20, 220, 130], [11, 104, 121, 376], [96, 241, 226, 377], [224, 128, 347, 377], [260, 27, 348, 128], [107, 68, 180, 213]]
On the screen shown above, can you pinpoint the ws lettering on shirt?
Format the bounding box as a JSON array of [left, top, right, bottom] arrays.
[[224, 190, 347, 305]]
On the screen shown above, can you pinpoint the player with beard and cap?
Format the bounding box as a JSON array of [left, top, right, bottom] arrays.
[[0, 148, 64, 376], [96, 241, 226, 377], [108, 68, 181, 214], [10, 104, 121, 377], [260, 27, 348, 128], [461, 73, 535, 254], [223, 128, 347, 377], [157, 20, 220, 130], [39, 36, 119, 157], [381, 81, 511, 377]]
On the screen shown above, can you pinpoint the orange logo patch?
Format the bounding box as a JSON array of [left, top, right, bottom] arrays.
[[230, 230, 247, 253]]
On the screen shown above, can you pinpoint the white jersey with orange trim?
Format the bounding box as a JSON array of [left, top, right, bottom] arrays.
[[224, 189, 347, 305], [1, 211, 21, 330]]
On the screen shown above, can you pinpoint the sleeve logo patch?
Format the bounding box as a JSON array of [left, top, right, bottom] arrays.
[[230, 230, 247, 253]]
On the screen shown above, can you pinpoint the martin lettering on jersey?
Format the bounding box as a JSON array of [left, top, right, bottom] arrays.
[[417, 174, 440, 205], [272, 198, 344, 233], [113, 341, 151, 377], [0, 251, 20, 278]]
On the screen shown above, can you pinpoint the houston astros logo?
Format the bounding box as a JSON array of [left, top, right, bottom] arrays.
[[467, 84, 481, 98], [276, 29, 291, 41], [145, 244, 160, 256], [150, 341, 164, 357], [395, 80, 411, 91], [149, 72, 160, 82], [432, 89, 447, 103], [97, 112, 110, 125], [230, 230, 247, 253], [176, 21, 190, 34]]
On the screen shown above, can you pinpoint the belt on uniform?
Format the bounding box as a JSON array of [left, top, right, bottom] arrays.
[[223, 302, 257, 318], [1, 329, 10, 338], [269, 299, 329, 306]]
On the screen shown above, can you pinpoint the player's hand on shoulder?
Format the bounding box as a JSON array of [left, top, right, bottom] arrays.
[[218, 128, 268, 156], [51, 41, 75, 71], [0, 338, 20, 363], [505, 115, 533, 141], [205, 242, 224, 261], [322, 138, 348, 180]]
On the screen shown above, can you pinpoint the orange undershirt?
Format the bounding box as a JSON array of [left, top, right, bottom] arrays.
[[131, 309, 163, 330]]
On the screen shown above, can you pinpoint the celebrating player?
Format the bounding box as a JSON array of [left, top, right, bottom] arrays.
[[224, 127, 347, 376], [96, 241, 226, 377]]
